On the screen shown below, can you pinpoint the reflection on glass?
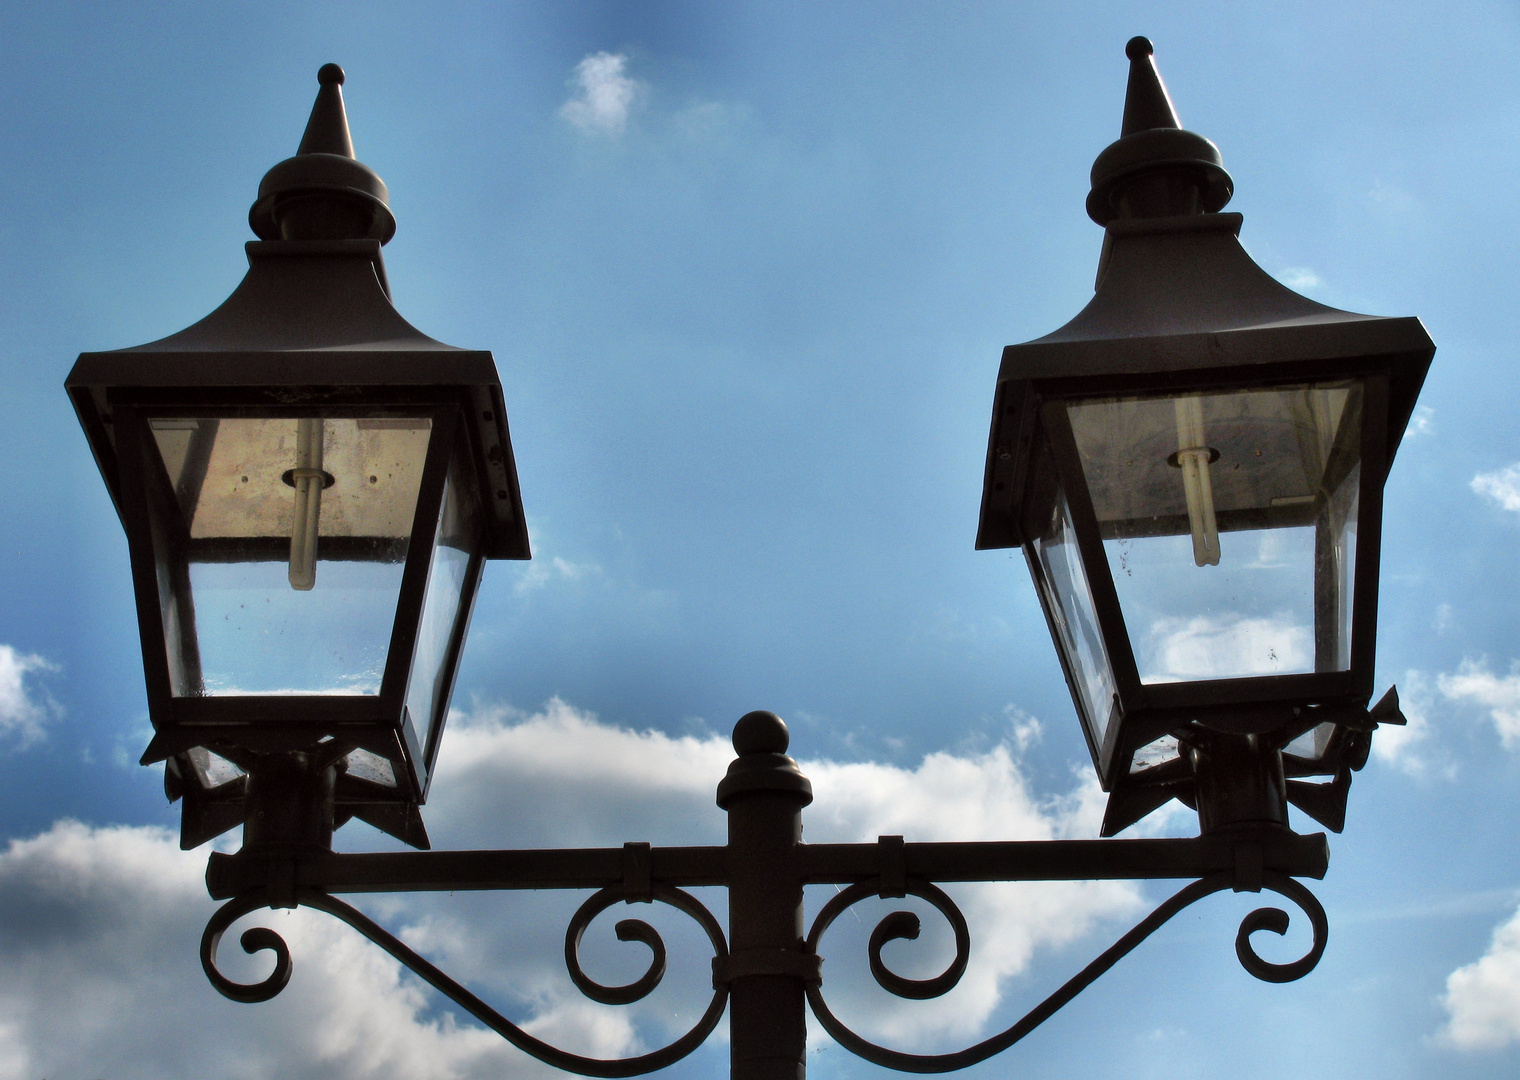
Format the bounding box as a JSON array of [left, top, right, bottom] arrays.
[[404, 449, 480, 760], [1066, 382, 1362, 684], [1033, 491, 1118, 751], [1285, 722, 1336, 763], [146, 416, 431, 696], [1130, 734, 1181, 774]]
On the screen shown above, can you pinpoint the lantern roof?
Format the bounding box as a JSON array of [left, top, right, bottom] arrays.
[[977, 40, 1435, 551], [66, 67, 530, 561]]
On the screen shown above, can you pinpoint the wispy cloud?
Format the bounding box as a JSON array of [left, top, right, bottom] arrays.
[[1441, 900, 1520, 1050], [513, 555, 603, 595], [560, 52, 643, 135], [1406, 404, 1435, 439], [1281, 267, 1323, 292], [1472, 463, 1520, 513], [0, 644, 59, 747]]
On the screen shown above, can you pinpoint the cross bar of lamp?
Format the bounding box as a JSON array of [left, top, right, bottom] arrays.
[[205, 831, 1326, 900]]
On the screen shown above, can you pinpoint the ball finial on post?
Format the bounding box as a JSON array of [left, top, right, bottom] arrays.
[[732, 711, 789, 755]]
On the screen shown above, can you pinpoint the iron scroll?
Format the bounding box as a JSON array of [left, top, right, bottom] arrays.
[[802, 872, 1328, 1073], [201, 885, 730, 1079]]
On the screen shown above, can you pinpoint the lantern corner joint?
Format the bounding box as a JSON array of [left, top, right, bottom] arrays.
[[69, 39, 1430, 1080]]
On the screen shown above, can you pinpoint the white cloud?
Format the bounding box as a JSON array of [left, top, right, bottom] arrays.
[[1142, 615, 1310, 682], [0, 700, 1145, 1074], [1371, 670, 1438, 776], [0, 821, 527, 1080], [1406, 404, 1436, 439], [1441, 901, 1520, 1050], [1440, 659, 1520, 748], [0, 644, 58, 747], [1472, 464, 1520, 513], [560, 52, 643, 135]]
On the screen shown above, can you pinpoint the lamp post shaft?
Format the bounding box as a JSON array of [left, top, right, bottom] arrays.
[[718, 713, 817, 1080], [727, 786, 808, 1079]]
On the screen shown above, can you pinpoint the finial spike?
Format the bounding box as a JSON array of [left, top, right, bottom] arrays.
[[248, 64, 396, 244], [1085, 37, 1233, 225], [1120, 36, 1182, 135], [296, 64, 355, 158]]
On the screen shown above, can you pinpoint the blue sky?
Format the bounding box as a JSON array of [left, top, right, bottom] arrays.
[[4, 2, 1520, 1078]]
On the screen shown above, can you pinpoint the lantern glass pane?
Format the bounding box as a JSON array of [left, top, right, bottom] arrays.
[[1065, 380, 1362, 684], [1285, 721, 1337, 764], [1032, 489, 1118, 751], [146, 416, 432, 695], [404, 443, 481, 760]]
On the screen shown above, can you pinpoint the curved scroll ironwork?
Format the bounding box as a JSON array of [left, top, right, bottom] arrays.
[[201, 885, 729, 1079], [805, 871, 1328, 1073], [566, 888, 669, 1005], [200, 889, 294, 1003], [1234, 871, 1328, 983]]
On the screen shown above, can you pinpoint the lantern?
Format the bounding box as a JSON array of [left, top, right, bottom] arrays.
[[977, 40, 1431, 835]]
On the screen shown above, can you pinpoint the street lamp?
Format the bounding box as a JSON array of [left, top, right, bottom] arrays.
[[68, 43, 1430, 1080]]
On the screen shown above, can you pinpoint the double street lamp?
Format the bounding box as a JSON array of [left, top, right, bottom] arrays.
[[67, 40, 1432, 1079]]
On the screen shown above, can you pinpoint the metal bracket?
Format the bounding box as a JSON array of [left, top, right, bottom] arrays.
[[716, 947, 824, 986], [1233, 841, 1263, 893], [878, 834, 906, 898], [622, 841, 653, 903]]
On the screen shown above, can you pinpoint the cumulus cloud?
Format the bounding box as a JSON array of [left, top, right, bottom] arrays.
[[0, 821, 525, 1080], [1442, 901, 1520, 1050], [1472, 464, 1520, 513], [1406, 404, 1436, 439], [1440, 659, 1520, 748], [0, 644, 58, 746], [800, 745, 1137, 1046], [560, 52, 643, 134], [0, 701, 1145, 1075]]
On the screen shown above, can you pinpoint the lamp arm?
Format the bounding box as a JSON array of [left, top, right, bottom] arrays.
[[198, 830, 1326, 1076], [201, 881, 731, 1079], [802, 869, 1327, 1073]]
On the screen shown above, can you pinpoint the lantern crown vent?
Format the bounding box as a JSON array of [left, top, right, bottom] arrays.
[[1087, 37, 1234, 224], [250, 64, 397, 245]]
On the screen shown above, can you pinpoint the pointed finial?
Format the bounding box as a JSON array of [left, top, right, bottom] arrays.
[[1086, 37, 1233, 225], [249, 64, 396, 244], [1119, 37, 1181, 135], [295, 64, 356, 158]]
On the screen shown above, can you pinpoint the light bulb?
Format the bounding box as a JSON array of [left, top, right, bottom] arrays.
[[1174, 396, 1220, 567], [288, 418, 324, 590]]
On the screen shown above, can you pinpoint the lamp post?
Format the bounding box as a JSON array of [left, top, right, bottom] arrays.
[[68, 41, 1430, 1080]]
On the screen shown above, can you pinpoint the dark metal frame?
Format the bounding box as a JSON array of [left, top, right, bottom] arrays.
[[196, 714, 1333, 1079], [1026, 366, 1393, 788], [110, 395, 471, 798]]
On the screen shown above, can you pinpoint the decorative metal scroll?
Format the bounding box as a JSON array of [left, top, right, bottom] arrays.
[[201, 885, 730, 1079], [804, 870, 1327, 1073]]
